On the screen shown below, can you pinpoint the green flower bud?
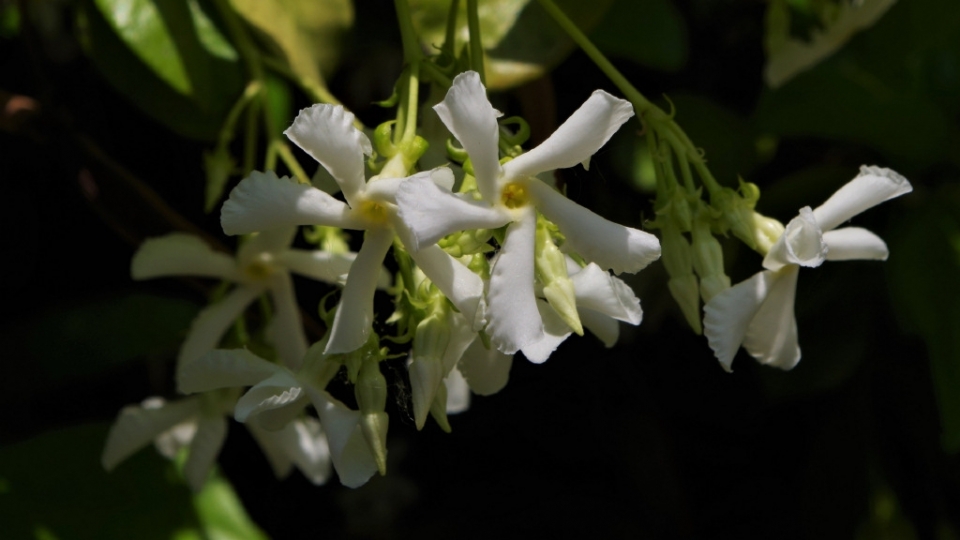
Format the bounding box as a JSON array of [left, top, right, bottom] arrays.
[[690, 216, 730, 303], [535, 216, 583, 335], [659, 219, 702, 333], [373, 121, 397, 158], [752, 212, 786, 255], [668, 276, 702, 334], [355, 359, 389, 475], [429, 381, 453, 434], [410, 310, 451, 430], [712, 186, 758, 250]]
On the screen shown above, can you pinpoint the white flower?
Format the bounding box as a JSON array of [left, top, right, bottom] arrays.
[[395, 71, 660, 357], [220, 104, 485, 354], [703, 166, 912, 372], [101, 392, 333, 490], [522, 260, 645, 361], [178, 348, 379, 488], [132, 228, 380, 370]]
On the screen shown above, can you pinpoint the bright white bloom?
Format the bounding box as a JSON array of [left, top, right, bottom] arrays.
[[221, 104, 485, 354], [703, 166, 912, 371], [522, 260, 644, 361], [396, 71, 660, 358], [178, 348, 379, 488], [132, 228, 380, 370], [101, 392, 332, 490]]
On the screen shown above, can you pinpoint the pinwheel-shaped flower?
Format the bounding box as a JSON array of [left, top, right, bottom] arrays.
[[396, 71, 660, 357], [132, 228, 375, 370], [178, 348, 381, 488], [101, 391, 332, 491], [221, 105, 485, 354], [703, 166, 912, 371]]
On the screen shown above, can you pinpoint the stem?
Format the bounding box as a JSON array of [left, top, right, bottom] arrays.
[[217, 80, 262, 148], [441, 0, 460, 59], [466, 0, 486, 83], [395, 0, 424, 147], [275, 140, 311, 184]]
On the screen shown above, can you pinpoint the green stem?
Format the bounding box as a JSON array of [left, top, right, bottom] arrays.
[[242, 99, 260, 174], [441, 0, 460, 59], [466, 0, 486, 83], [275, 140, 311, 184], [217, 80, 262, 148], [395, 0, 424, 147]]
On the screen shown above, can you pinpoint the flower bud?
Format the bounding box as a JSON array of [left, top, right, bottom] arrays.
[[713, 186, 758, 250], [751, 212, 786, 255], [429, 381, 453, 433], [535, 217, 583, 335], [355, 359, 389, 475], [659, 219, 702, 333], [410, 311, 451, 430], [691, 216, 730, 303]]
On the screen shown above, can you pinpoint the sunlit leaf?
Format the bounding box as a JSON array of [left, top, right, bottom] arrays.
[[194, 473, 269, 540]]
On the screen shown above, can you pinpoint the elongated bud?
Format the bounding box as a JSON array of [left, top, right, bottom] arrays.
[[752, 212, 786, 255], [429, 381, 452, 433], [659, 219, 702, 333], [410, 311, 451, 430], [535, 217, 583, 335], [355, 359, 389, 475], [691, 217, 730, 303], [713, 185, 759, 250]]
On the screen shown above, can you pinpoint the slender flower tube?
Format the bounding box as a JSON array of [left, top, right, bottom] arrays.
[[396, 71, 660, 358], [703, 166, 912, 372], [221, 104, 485, 354]]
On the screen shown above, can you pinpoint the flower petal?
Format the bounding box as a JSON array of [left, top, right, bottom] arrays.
[[178, 348, 281, 394], [580, 308, 620, 347], [409, 245, 485, 325], [444, 368, 471, 414], [131, 233, 238, 281], [221, 171, 365, 236], [234, 370, 306, 423], [570, 263, 643, 324], [763, 207, 827, 271], [178, 285, 264, 369], [246, 422, 294, 479], [102, 397, 200, 470], [742, 265, 801, 370], [284, 104, 371, 206], [528, 179, 660, 274], [304, 386, 378, 488], [823, 227, 889, 261], [183, 412, 228, 492], [703, 269, 780, 372], [486, 211, 544, 355], [325, 228, 394, 354], [520, 299, 574, 363], [278, 249, 358, 284], [237, 227, 298, 262], [813, 166, 912, 232], [285, 417, 333, 485], [433, 71, 503, 201], [457, 339, 513, 396], [267, 272, 308, 370], [502, 90, 634, 179], [395, 176, 509, 251]]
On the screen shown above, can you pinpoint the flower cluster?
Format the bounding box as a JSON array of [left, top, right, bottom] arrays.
[[103, 70, 660, 489]]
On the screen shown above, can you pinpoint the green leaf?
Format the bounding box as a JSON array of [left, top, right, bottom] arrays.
[[77, 0, 245, 140], [668, 94, 758, 186], [590, 0, 688, 72], [229, 0, 353, 91], [410, 0, 615, 90], [887, 185, 960, 452], [0, 294, 199, 401], [194, 473, 269, 540]]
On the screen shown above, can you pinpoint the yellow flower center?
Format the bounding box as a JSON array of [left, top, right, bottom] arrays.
[[359, 200, 390, 225], [500, 182, 529, 209], [243, 252, 275, 282]]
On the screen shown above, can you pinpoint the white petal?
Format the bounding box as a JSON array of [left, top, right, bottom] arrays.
[[703, 269, 776, 372], [580, 308, 620, 347], [813, 166, 912, 232], [178, 348, 281, 394], [236, 227, 298, 261], [102, 397, 200, 470], [221, 171, 366, 236], [570, 263, 643, 324], [433, 71, 503, 201], [441, 311, 480, 374], [278, 249, 357, 284], [153, 417, 199, 459], [177, 285, 264, 369], [823, 227, 889, 261], [742, 265, 801, 370], [763, 207, 827, 271], [183, 412, 228, 492], [502, 90, 634, 179], [304, 386, 378, 488], [284, 417, 333, 485], [267, 272, 308, 370], [486, 211, 544, 355], [520, 299, 573, 363], [284, 104, 371, 206], [325, 228, 394, 354], [409, 245, 485, 325], [131, 233, 238, 281], [457, 339, 513, 396], [395, 176, 509, 251], [246, 422, 294, 479], [444, 367, 471, 414], [234, 370, 306, 423], [528, 179, 661, 274]]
